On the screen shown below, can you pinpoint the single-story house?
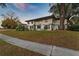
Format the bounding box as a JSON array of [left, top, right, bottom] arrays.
[[25, 15, 68, 31]]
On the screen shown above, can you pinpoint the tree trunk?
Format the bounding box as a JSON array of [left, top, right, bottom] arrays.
[[59, 3, 65, 30]]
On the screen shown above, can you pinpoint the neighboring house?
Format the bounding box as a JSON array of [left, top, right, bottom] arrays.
[[25, 15, 67, 31]]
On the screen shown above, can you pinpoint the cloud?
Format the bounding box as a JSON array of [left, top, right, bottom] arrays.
[[14, 3, 37, 11], [14, 3, 29, 10]]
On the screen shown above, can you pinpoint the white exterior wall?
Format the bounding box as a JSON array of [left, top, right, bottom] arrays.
[[26, 18, 68, 31], [53, 20, 60, 30], [33, 18, 53, 31], [52, 19, 67, 30], [35, 18, 52, 25], [64, 19, 67, 29], [27, 21, 34, 30]]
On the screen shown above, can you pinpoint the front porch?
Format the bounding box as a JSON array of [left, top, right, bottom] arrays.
[[28, 24, 60, 31]]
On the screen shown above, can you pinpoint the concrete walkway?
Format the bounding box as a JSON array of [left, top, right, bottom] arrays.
[[0, 34, 79, 56], [0, 34, 52, 56]]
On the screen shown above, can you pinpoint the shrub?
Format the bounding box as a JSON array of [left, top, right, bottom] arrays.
[[68, 24, 79, 31], [16, 24, 25, 31]]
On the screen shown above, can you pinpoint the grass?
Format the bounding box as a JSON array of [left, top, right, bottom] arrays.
[[0, 39, 43, 56], [0, 29, 79, 51]]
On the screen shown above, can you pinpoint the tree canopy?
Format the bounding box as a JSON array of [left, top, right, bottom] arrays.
[[1, 12, 21, 29], [49, 3, 79, 30]]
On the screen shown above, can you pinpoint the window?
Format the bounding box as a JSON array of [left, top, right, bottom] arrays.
[[44, 25, 50, 29], [31, 21, 33, 24], [27, 22, 29, 24], [30, 26, 33, 29], [37, 25, 41, 29], [45, 20, 48, 22]]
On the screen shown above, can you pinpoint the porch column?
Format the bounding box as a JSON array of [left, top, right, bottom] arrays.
[[50, 24, 52, 30], [41, 24, 44, 30]]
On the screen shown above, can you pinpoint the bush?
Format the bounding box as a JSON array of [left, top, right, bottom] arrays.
[[68, 24, 79, 31], [16, 24, 25, 31]]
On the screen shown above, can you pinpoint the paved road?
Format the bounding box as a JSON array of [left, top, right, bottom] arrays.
[[0, 34, 79, 56]]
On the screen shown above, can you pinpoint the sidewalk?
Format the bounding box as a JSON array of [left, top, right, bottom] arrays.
[[0, 34, 52, 55], [0, 34, 79, 56]]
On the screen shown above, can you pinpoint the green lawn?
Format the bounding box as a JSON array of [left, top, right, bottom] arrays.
[[0, 30, 79, 51], [0, 39, 43, 56]]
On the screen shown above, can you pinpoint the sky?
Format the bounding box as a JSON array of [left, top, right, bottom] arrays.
[[0, 3, 50, 25]]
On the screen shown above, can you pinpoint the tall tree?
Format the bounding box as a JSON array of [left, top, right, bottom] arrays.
[[49, 3, 70, 30], [59, 3, 65, 30], [1, 12, 20, 29], [49, 3, 79, 30]]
